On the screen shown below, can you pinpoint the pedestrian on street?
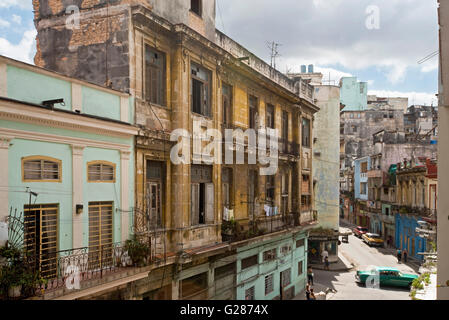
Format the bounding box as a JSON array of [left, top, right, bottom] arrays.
[[324, 256, 330, 271], [305, 282, 311, 300], [403, 249, 408, 263], [307, 267, 314, 285], [321, 248, 329, 263], [310, 288, 316, 300], [397, 249, 402, 263]]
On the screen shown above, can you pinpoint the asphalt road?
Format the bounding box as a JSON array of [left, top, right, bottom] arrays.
[[311, 228, 418, 300]]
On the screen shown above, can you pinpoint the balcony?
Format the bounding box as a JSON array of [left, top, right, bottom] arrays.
[[279, 138, 300, 157], [221, 211, 317, 243], [367, 170, 383, 178], [1, 241, 159, 300]]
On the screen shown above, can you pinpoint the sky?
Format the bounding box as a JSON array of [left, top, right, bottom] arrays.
[[0, 0, 440, 106]]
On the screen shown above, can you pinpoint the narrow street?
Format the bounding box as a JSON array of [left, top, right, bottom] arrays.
[[309, 224, 419, 300]]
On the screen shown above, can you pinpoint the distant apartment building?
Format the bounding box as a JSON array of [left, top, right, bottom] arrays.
[[394, 158, 438, 261], [288, 70, 341, 263]]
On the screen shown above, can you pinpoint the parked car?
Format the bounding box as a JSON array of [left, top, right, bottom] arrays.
[[362, 233, 384, 247], [353, 226, 368, 238], [355, 267, 418, 288]]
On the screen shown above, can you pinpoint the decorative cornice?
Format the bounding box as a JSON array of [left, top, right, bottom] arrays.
[[121, 150, 132, 161], [0, 127, 131, 152], [0, 99, 138, 138]]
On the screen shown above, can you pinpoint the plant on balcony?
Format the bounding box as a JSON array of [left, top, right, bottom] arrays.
[[0, 245, 46, 299], [124, 237, 151, 267]]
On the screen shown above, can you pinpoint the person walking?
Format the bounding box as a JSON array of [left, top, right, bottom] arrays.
[[321, 248, 329, 263], [305, 282, 311, 300], [307, 267, 314, 285], [324, 256, 330, 271], [403, 249, 408, 263], [310, 288, 316, 300], [397, 249, 402, 263]]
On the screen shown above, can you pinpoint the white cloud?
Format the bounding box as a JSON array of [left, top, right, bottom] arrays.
[[369, 90, 437, 107], [12, 14, 22, 25], [0, 29, 37, 64], [220, 0, 439, 85], [0, 0, 32, 10], [0, 18, 10, 28]]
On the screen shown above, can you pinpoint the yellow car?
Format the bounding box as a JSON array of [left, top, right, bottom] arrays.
[[362, 233, 384, 247]]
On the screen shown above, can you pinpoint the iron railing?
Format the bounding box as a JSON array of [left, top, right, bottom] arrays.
[[40, 242, 133, 291]]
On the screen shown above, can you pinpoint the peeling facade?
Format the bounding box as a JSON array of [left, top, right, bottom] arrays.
[[32, 0, 320, 300]]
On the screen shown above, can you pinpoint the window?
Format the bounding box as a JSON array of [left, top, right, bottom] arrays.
[[298, 261, 304, 276], [360, 182, 367, 195], [222, 83, 232, 125], [249, 95, 258, 129], [281, 268, 291, 287], [87, 161, 116, 183], [146, 161, 165, 228], [302, 118, 310, 147], [266, 104, 275, 129], [222, 167, 233, 209], [301, 195, 311, 209], [361, 162, 368, 173], [88, 201, 113, 270], [296, 239, 305, 248], [181, 272, 208, 300], [191, 62, 212, 117], [191, 0, 202, 16], [24, 204, 58, 279], [241, 255, 258, 270], [265, 274, 274, 295], [352, 125, 357, 133], [245, 286, 255, 300], [280, 244, 292, 256], [265, 175, 276, 202], [282, 111, 289, 153], [191, 165, 214, 225], [145, 45, 166, 106], [214, 262, 236, 280], [263, 248, 277, 262], [22, 156, 61, 182]]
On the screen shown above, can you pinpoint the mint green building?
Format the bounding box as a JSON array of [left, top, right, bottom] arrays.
[[340, 77, 368, 111], [236, 231, 308, 300], [0, 56, 137, 279]]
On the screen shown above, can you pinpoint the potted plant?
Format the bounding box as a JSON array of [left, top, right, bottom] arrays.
[[124, 237, 151, 267]]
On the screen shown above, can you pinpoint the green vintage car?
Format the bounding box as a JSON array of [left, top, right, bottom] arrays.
[[355, 267, 418, 288]]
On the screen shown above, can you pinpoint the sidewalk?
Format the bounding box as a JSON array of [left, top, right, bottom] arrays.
[[293, 282, 337, 300], [309, 253, 354, 272]]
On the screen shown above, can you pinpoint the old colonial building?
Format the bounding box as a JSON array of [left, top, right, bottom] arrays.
[[30, 0, 319, 300]]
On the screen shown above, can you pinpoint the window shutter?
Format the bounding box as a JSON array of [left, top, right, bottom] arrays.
[[205, 183, 214, 224], [191, 183, 200, 226]]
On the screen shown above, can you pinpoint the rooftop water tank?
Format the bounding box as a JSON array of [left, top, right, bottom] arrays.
[[308, 64, 314, 73], [301, 65, 307, 73]]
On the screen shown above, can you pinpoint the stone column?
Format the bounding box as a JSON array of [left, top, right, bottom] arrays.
[[121, 150, 131, 242], [0, 137, 12, 223], [71, 144, 85, 249], [171, 41, 190, 250]]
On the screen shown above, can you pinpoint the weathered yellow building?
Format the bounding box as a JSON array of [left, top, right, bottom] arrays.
[[32, 0, 319, 300]]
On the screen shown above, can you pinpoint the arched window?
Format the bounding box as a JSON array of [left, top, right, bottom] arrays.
[[22, 156, 62, 182], [87, 161, 116, 183]]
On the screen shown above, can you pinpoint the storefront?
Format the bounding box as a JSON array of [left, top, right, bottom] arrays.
[[308, 232, 339, 264]]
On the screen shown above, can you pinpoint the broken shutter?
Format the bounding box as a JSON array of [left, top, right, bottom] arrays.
[[191, 183, 200, 226], [205, 183, 214, 224]]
